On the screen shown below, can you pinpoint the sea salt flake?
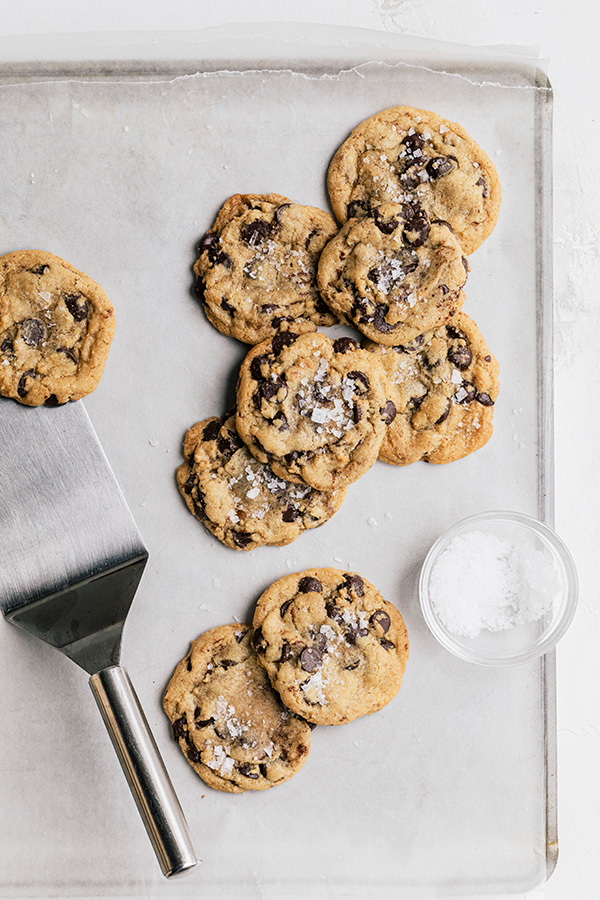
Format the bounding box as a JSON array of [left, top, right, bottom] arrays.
[[246, 487, 260, 500]]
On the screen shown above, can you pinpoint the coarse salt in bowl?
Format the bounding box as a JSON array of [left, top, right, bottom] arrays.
[[419, 511, 578, 666]]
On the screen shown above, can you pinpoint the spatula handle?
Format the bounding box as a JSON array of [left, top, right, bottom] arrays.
[[89, 665, 198, 878]]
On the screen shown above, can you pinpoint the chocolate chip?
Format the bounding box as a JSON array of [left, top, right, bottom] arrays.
[[260, 303, 278, 313], [17, 370, 35, 397], [280, 641, 293, 662], [347, 199, 370, 218], [403, 132, 425, 154], [458, 382, 477, 403], [325, 601, 343, 623], [380, 638, 396, 651], [238, 764, 259, 779], [217, 430, 244, 458], [192, 493, 207, 520], [186, 743, 202, 763], [194, 277, 206, 303], [271, 331, 298, 356], [273, 410, 289, 431], [298, 576, 323, 593], [435, 400, 451, 425], [0, 338, 13, 354], [63, 293, 89, 321], [235, 629, 246, 643], [440, 284, 449, 295], [282, 506, 300, 523], [251, 627, 267, 654], [448, 344, 472, 370], [202, 419, 221, 441], [284, 450, 300, 466], [44, 394, 63, 407], [274, 203, 291, 224], [399, 170, 421, 191], [476, 392, 494, 406], [352, 403, 362, 425], [30, 263, 50, 275], [195, 717, 215, 728], [259, 376, 287, 401], [372, 304, 395, 334], [426, 156, 453, 179], [344, 661, 360, 670], [380, 400, 396, 425], [344, 628, 357, 646], [446, 325, 466, 341], [172, 717, 187, 741], [485, 355, 491, 362], [241, 219, 271, 246], [250, 354, 269, 381], [461, 257, 469, 277], [346, 370, 370, 393], [186, 657, 192, 671], [333, 336, 360, 354], [305, 228, 319, 251], [20, 318, 46, 347], [220, 659, 237, 669], [232, 531, 252, 548], [280, 599, 293, 617], [221, 297, 235, 314], [259, 763, 269, 777], [432, 219, 455, 233], [57, 346, 77, 363], [342, 574, 365, 597], [214, 251, 233, 269], [372, 208, 398, 234], [370, 610, 391, 633], [300, 646, 322, 673], [271, 315, 294, 330], [476, 175, 489, 198], [198, 232, 219, 256], [411, 393, 426, 409], [403, 209, 430, 247]]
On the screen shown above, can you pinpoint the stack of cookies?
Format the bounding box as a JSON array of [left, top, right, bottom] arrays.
[[180, 105, 501, 551], [164, 567, 409, 793]]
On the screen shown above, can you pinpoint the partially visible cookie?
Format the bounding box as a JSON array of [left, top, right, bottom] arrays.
[[177, 412, 347, 551], [0, 250, 115, 406], [365, 312, 499, 465], [236, 331, 395, 492], [163, 624, 312, 793], [327, 106, 501, 255], [193, 193, 339, 344], [252, 568, 409, 726], [317, 204, 468, 345]]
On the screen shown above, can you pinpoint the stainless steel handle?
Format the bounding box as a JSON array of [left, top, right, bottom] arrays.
[[89, 666, 198, 878]]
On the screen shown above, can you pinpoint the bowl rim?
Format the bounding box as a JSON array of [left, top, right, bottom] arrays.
[[418, 510, 579, 667]]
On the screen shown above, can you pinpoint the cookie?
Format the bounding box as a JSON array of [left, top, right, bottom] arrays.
[[235, 331, 395, 492], [317, 204, 468, 345], [193, 193, 339, 344], [163, 624, 312, 793], [177, 412, 347, 551], [0, 250, 115, 406], [365, 312, 499, 465], [327, 106, 501, 255], [251, 568, 409, 726]]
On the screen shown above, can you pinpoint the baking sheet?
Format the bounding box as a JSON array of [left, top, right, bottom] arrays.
[[0, 24, 554, 899]]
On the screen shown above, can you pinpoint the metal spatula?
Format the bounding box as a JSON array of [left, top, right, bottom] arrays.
[[0, 398, 197, 879]]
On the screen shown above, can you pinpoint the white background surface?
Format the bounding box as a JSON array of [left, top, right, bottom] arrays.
[[0, 2, 597, 899]]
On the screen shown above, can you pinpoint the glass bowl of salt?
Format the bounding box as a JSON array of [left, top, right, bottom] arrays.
[[419, 511, 578, 666]]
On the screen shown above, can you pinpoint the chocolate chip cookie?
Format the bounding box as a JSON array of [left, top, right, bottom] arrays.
[[235, 331, 395, 492], [327, 106, 501, 255], [193, 193, 339, 344], [177, 412, 347, 551], [317, 205, 468, 345], [365, 312, 499, 465], [251, 568, 409, 726], [163, 624, 312, 793], [0, 250, 115, 406]]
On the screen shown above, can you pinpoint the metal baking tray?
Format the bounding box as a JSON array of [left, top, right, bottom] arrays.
[[0, 24, 554, 899]]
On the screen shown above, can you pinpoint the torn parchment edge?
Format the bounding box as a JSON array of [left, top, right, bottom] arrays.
[[0, 22, 550, 94]]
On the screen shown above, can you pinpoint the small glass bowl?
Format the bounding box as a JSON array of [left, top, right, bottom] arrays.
[[419, 511, 578, 666]]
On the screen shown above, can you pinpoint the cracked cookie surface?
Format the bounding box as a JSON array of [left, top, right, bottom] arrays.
[[163, 624, 312, 793], [0, 250, 115, 406], [236, 331, 395, 492], [193, 192, 338, 344], [317, 204, 468, 345], [177, 412, 347, 551], [365, 311, 499, 465], [327, 106, 501, 255], [252, 568, 409, 726]]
